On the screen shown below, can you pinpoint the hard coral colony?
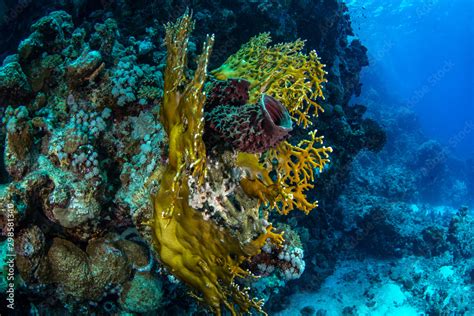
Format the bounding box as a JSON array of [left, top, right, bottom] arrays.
[[0, 9, 332, 316], [147, 11, 331, 315]]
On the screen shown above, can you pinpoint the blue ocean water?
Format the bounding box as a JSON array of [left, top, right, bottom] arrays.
[[0, 0, 472, 314], [347, 0, 474, 159]]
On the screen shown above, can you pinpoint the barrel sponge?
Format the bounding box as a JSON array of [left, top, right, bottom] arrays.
[[205, 79, 293, 153]]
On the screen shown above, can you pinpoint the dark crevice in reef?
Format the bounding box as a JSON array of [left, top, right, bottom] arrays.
[[0, 137, 9, 184]]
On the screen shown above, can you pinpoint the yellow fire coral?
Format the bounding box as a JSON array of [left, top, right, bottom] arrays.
[[149, 12, 283, 315], [237, 132, 332, 215], [214, 33, 332, 215], [268, 131, 333, 215], [212, 33, 327, 127], [148, 10, 333, 315]]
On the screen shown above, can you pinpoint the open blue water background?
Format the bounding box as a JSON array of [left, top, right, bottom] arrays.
[[346, 0, 474, 159]]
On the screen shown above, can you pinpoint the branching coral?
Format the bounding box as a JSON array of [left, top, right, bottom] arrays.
[[212, 33, 327, 127], [148, 12, 283, 315], [268, 131, 333, 215], [237, 132, 332, 215], [213, 33, 332, 215]]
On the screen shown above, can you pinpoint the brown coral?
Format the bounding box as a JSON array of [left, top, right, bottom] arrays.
[[44, 236, 146, 301]]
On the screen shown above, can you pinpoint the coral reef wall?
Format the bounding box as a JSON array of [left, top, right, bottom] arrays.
[[1, 0, 368, 103], [0, 0, 385, 314], [1, 0, 382, 207]]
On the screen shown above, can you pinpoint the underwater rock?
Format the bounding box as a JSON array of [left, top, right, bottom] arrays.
[[3, 106, 33, 179], [17, 10, 73, 62], [188, 151, 266, 244], [29, 10, 73, 53], [119, 272, 163, 313], [279, 251, 474, 315], [0, 62, 33, 104], [27, 53, 63, 92], [45, 236, 147, 301], [388, 255, 473, 314], [409, 140, 449, 201], [447, 206, 473, 259], [85, 237, 131, 297], [115, 239, 151, 271], [107, 108, 166, 226], [46, 237, 91, 299], [38, 156, 101, 231], [300, 305, 316, 316], [14, 225, 46, 283], [0, 172, 48, 237], [66, 50, 103, 85], [418, 225, 449, 257], [90, 18, 120, 59], [18, 37, 43, 62], [360, 118, 387, 151]]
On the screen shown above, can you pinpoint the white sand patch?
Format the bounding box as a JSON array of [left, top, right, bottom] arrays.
[[276, 260, 421, 316]]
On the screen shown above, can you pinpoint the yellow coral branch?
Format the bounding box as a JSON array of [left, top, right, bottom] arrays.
[[212, 33, 327, 128], [237, 130, 333, 215], [150, 12, 283, 316], [269, 131, 332, 215], [217, 34, 332, 215]]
